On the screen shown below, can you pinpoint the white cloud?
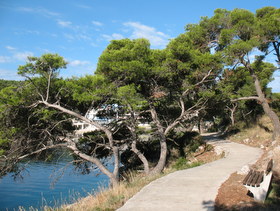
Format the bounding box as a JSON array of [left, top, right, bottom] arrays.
[[14, 29, 40, 36], [17, 7, 60, 18], [63, 32, 92, 42], [63, 33, 75, 41], [14, 51, 34, 61], [78, 34, 91, 40], [102, 33, 124, 41], [0, 51, 33, 63], [0, 69, 23, 80], [50, 33, 58, 38], [0, 56, 11, 63], [6, 46, 16, 51], [76, 4, 92, 9], [69, 60, 90, 67], [92, 21, 103, 26], [123, 22, 170, 47], [57, 20, 73, 28]]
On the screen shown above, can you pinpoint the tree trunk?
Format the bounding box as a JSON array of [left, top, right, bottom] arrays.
[[112, 146, 120, 181], [128, 109, 151, 175], [131, 140, 150, 175], [228, 103, 237, 126], [149, 107, 167, 175], [67, 142, 119, 187], [252, 74, 280, 141]]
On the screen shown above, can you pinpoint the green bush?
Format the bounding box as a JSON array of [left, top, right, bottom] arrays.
[[172, 157, 202, 170]]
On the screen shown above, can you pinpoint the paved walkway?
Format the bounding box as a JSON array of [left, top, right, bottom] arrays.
[[117, 133, 263, 211]]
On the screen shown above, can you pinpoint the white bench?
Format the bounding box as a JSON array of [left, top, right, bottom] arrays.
[[242, 159, 273, 202]]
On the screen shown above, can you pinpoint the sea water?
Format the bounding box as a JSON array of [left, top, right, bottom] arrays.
[[0, 156, 110, 210]]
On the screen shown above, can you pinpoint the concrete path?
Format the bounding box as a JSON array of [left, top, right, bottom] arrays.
[[117, 133, 263, 211]]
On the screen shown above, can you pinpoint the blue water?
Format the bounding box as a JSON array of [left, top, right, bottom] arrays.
[[0, 157, 110, 210]]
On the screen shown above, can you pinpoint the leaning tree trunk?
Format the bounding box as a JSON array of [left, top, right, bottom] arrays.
[[131, 140, 150, 175], [149, 107, 168, 175], [67, 141, 119, 187], [252, 73, 280, 141]]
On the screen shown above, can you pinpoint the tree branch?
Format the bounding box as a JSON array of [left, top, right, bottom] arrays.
[[18, 143, 67, 160], [45, 67, 53, 102], [38, 100, 115, 148], [231, 96, 261, 102]]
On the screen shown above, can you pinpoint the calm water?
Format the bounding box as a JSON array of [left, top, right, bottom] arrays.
[[0, 157, 110, 210]]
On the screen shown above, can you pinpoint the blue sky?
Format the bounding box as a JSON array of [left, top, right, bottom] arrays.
[[0, 0, 279, 92]]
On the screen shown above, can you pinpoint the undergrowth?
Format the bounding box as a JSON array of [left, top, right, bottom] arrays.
[[172, 157, 202, 171]]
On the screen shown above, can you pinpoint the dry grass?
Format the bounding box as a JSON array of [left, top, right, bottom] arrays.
[[59, 172, 165, 211], [229, 116, 273, 148]]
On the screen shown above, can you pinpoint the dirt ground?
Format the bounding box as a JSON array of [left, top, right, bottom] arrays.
[[215, 172, 260, 210], [214, 140, 280, 211]]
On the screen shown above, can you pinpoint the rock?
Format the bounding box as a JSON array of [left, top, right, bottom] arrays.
[[197, 146, 204, 152], [237, 165, 250, 175], [243, 138, 250, 144], [260, 144, 265, 149], [214, 146, 224, 156]]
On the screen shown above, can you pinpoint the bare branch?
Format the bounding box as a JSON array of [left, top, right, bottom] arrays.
[[64, 138, 115, 179], [24, 75, 45, 101], [38, 100, 115, 148], [45, 67, 53, 102], [50, 118, 72, 132], [231, 96, 261, 102], [18, 143, 68, 160]]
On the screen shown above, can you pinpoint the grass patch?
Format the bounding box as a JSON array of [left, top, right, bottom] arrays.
[[172, 157, 203, 171], [229, 116, 273, 148], [59, 172, 163, 211], [265, 178, 280, 207]]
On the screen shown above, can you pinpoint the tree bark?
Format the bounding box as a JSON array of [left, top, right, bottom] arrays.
[[252, 74, 280, 140], [226, 103, 238, 126], [66, 140, 119, 187], [149, 107, 167, 175], [131, 140, 150, 175]]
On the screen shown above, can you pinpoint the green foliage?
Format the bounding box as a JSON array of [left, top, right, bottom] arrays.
[[0, 128, 17, 156], [18, 53, 67, 77], [265, 180, 280, 206], [0, 79, 22, 90], [271, 93, 280, 116], [116, 84, 147, 111], [230, 9, 256, 41], [256, 7, 280, 51], [168, 131, 203, 157], [172, 157, 202, 171], [225, 39, 259, 64], [96, 39, 152, 85], [0, 86, 23, 107], [64, 74, 113, 106]]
